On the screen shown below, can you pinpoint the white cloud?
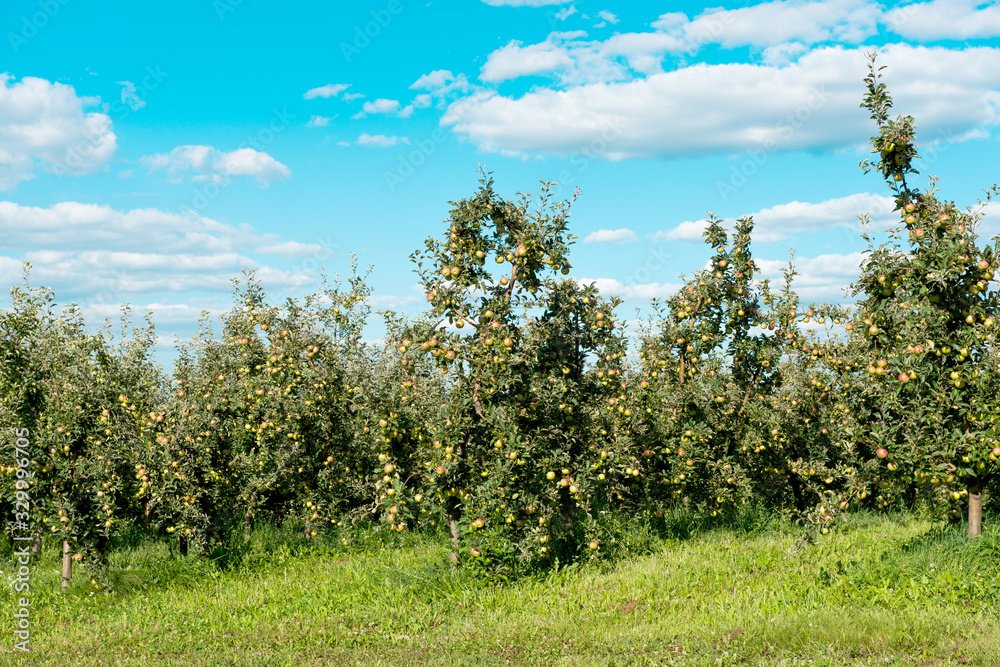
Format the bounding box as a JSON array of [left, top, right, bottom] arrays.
[[745, 193, 896, 242], [117, 81, 145, 110], [658, 219, 710, 242], [362, 98, 401, 114], [140, 145, 291, 186], [356, 133, 410, 148], [598, 10, 619, 24], [412, 70, 456, 90], [886, 0, 1000, 40], [448, 45, 1000, 159], [342, 92, 366, 102], [578, 277, 681, 301], [481, 40, 576, 82], [306, 115, 336, 127], [0, 73, 117, 189], [370, 294, 419, 309], [671, 0, 881, 50], [657, 193, 897, 243], [353, 98, 406, 119], [410, 70, 472, 98], [556, 6, 577, 20], [256, 241, 330, 258], [304, 84, 350, 100], [756, 252, 866, 301], [0, 201, 325, 300], [583, 228, 636, 244], [762, 42, 810, 66]]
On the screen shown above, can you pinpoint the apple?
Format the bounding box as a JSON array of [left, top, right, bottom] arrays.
[[589, 540, 599, 550], [898, 372, 909, 383], [876, 448, 889, 459], [546, 471, 556, 480]]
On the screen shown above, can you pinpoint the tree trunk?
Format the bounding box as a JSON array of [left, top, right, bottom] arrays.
[[143, 499, 151, 534], [788, 474, 805, 512], [446, 495, 461, 568], [968, 478, 984, 537], [179, 534, 188, 556], [243, 493, 257, 540], [61, 541, 71, 592], [31, 524, 43, 556]]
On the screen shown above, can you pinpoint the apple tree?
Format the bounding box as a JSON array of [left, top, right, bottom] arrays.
[[849, 52, 999, 535], [396, 171, 629, 575]]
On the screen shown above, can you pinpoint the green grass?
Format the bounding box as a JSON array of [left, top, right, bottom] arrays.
[[3, 511, 999, 666]]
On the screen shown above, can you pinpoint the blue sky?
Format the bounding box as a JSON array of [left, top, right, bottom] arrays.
[[2, 0, 999, 369]]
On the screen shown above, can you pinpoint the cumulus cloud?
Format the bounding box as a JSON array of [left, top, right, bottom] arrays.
[[140, 145, 291, 186], [410, 70, 472, 98], [666, 0, 881, 50], [0, 201, 332, 336], [474, 0, 1000, 89], [356, 133, 410, 148], [555, 6, 577, 20], [451, 44, 1000, 159], [886, 0, 1000, 40], [362, 98, 401, 114], [481, 40, 577, 82], [583, 228, 636, 244], [352, 98, 408, 119], [657, 193, 897, 243], [304, 83, 350, 99], [306, 115, 336, 127], [756, 252, 867, 301], [578, 277, 682, 301], [117, 81, 145, 111], [0, 73, 117, 189], [370, 294, 420, 309]]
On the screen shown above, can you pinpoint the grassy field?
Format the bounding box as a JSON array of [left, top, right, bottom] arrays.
[[2, 510, 999, 666]]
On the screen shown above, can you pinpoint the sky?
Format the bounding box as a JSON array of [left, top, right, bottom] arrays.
[[1, 0, 999, 370]]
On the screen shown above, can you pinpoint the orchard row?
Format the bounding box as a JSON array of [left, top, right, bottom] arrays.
[[1, 56, 997, 581]]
